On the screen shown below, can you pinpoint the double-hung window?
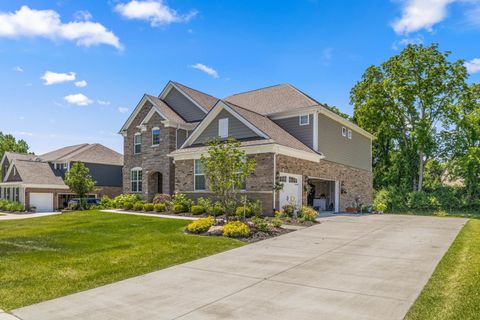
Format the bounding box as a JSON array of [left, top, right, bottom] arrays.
[[152, 127, 160, 146], [194, 160, 205, 191], [131, 168, 143, 193], [134, 133, 141, 154]]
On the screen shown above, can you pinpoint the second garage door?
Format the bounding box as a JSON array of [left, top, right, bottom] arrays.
[[30, 193, 54, 212]]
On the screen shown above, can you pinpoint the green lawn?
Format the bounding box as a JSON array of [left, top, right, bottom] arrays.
[[0, 211, 243, 311], [389, 210, 480, 219], [406, 219, 480, 320]]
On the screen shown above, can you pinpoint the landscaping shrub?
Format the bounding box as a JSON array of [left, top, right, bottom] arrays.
[[282, 203, 296, 217], [154, 203, 166, 212], [0, 200, 25, 212], [235, 206, 252, 219], [133, 202, 144, 211], [143, 203, 154, 211], [299, 206, 318, 222], [196, 197, 214, 215], [123, 202, 134, 210], [100, 196, 113, 209], [374, 203, 387, 213], [249, 199, 263, 217], [252, 216, 269, 232], [153, 193, 171, 205], [112, 194, 142, 209], [172, 204, 184, 213], [186, 216, 214, 234], [191, 205, 205, 215], [171, 193, 193, 212], [211, 202, 225, 216], [271, 217, 283, 228], [223, 221, 251, 238]]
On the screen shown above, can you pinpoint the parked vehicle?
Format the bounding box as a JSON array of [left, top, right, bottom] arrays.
[[67, 198, 101, 207]]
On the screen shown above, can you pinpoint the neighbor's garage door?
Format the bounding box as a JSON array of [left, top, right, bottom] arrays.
[[30, 193, 54, 212]]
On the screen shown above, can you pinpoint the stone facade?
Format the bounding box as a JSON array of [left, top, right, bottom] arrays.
[[123, 102, 181, 201], [174, 152, 372, 215], [276, 155, 373, 211]]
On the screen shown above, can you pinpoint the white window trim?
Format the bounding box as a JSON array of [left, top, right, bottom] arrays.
[[342, 127, 347, 137], [218, 118, 229, 138], [299, 114, 309, 126], [130, 167, 142, 193], [347, 129, 352, 140], [151, 127, 160, 147], [194, 159, 206, 191], [134, 133, 141, 154]]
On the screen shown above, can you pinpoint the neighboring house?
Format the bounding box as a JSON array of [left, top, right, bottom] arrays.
[[120, 81, 374, 214], [0, 144, 123, 212]]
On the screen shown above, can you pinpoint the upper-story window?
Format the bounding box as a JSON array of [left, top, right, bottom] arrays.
[[299, 114, 309, 126], [342, 127, 347, 137], [13, 166, 16, 176], [131, 168, 142, 193], [194, 159, 205, 190], [152, 127, 160, 146], [218, 118, 229, 138], [347, 129, 352, 140], [134, 133, 141, 154]]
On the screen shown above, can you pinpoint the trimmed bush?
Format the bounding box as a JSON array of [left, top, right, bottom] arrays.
[[123, 202, 133, 210], [211, 203, 225, 216], [171, 193, 193, 212], [0, 200, 25, 212], [143, 203, 154, 211], [172, 204, 184, 213], [223, 221, 251, 238], [133, 202, 144, 211], [235, 206, 252, 219], [271, 217, 283, 228], [187, 216, 214, 234], [252, 216, 269, 232], [191, 205, 205, 215], [112, 194, 142, 209], [154, 203, 166, 212], [299, 206, 318, 222]]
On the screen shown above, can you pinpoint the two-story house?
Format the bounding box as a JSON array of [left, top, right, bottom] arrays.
[[120, 81, 374, 214], [0, 143, 123, 212]]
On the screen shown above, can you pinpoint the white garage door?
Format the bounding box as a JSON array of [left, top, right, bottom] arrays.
[[30, 193, 54, 212]]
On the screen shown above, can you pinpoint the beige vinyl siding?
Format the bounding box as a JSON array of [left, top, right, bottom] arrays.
[[193, 109, 260, 145], [272, 114, 313, 149], [163, 87, 205, 122], [318, 114, 372, 171]]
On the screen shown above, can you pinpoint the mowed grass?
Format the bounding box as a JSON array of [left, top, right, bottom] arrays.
[[406, 219, 480, 320], [0, 211, 243, 311]]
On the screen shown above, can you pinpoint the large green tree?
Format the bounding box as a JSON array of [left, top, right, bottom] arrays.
[[200, 137, 256, 221], [350, 44, 467, 191], [64, 162, 96, 209], [442, 84, 480, 198]]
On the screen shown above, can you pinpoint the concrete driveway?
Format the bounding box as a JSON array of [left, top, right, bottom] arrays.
[[13, 214, 466, 320]]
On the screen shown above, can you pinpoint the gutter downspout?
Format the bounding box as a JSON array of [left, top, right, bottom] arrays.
[[273, 152, 277, 213]]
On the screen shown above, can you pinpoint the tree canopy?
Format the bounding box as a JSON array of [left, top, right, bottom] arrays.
[[0, 132, 29, 160], [350, 44, 468, 192], [64, 162, 96, 209]]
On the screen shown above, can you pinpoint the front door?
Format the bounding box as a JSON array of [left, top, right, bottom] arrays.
[[279, 173, 302, 210]]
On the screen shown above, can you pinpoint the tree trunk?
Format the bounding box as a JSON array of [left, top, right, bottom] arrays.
[[418, 149, 424, 192]]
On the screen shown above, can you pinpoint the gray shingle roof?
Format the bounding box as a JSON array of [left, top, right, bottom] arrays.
[[40, 144, 123, 166], [13, 160, 66, 186], [3, 152, 36, 162], [173, 82, 219, 111], [225, 84, 318, 115]]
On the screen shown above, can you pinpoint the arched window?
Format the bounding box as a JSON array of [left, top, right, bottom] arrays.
[[131, 167, 143, 193]]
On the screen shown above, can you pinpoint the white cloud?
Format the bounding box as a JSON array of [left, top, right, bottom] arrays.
[[115, 0, 197, 26], [392, 34, 424, 50], [64, 93, 93, 106], [14, 66, 23, 72], [74, 80, 87, 87], [392, 0, 453, 34], [97, 99, 111, 105], [465, 58, 480, 74], [14, 131, 34, 137], [0, 6, 122, 49], [118, 107, 129, 113], [41, 71, 76, 85], [190, 63, 219, 78]]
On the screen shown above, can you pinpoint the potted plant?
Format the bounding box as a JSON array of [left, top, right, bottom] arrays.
[[345, 206, 358, 213]]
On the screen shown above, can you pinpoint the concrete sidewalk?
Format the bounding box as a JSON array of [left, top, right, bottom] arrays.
[[0, 212, 60, 221], [13, 214, 466, 320]]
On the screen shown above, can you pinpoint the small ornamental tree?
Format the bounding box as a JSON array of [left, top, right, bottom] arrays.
[[200, 137, 256, 221], [64, 162, 96, 209]]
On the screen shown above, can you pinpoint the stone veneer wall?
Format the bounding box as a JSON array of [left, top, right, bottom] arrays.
[[276, 155, 373, 211], [123, 102, 179, 201], [174, 153, 276, 215]]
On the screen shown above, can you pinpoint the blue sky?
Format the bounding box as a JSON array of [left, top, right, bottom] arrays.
[[1, 0, 479, 154]]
